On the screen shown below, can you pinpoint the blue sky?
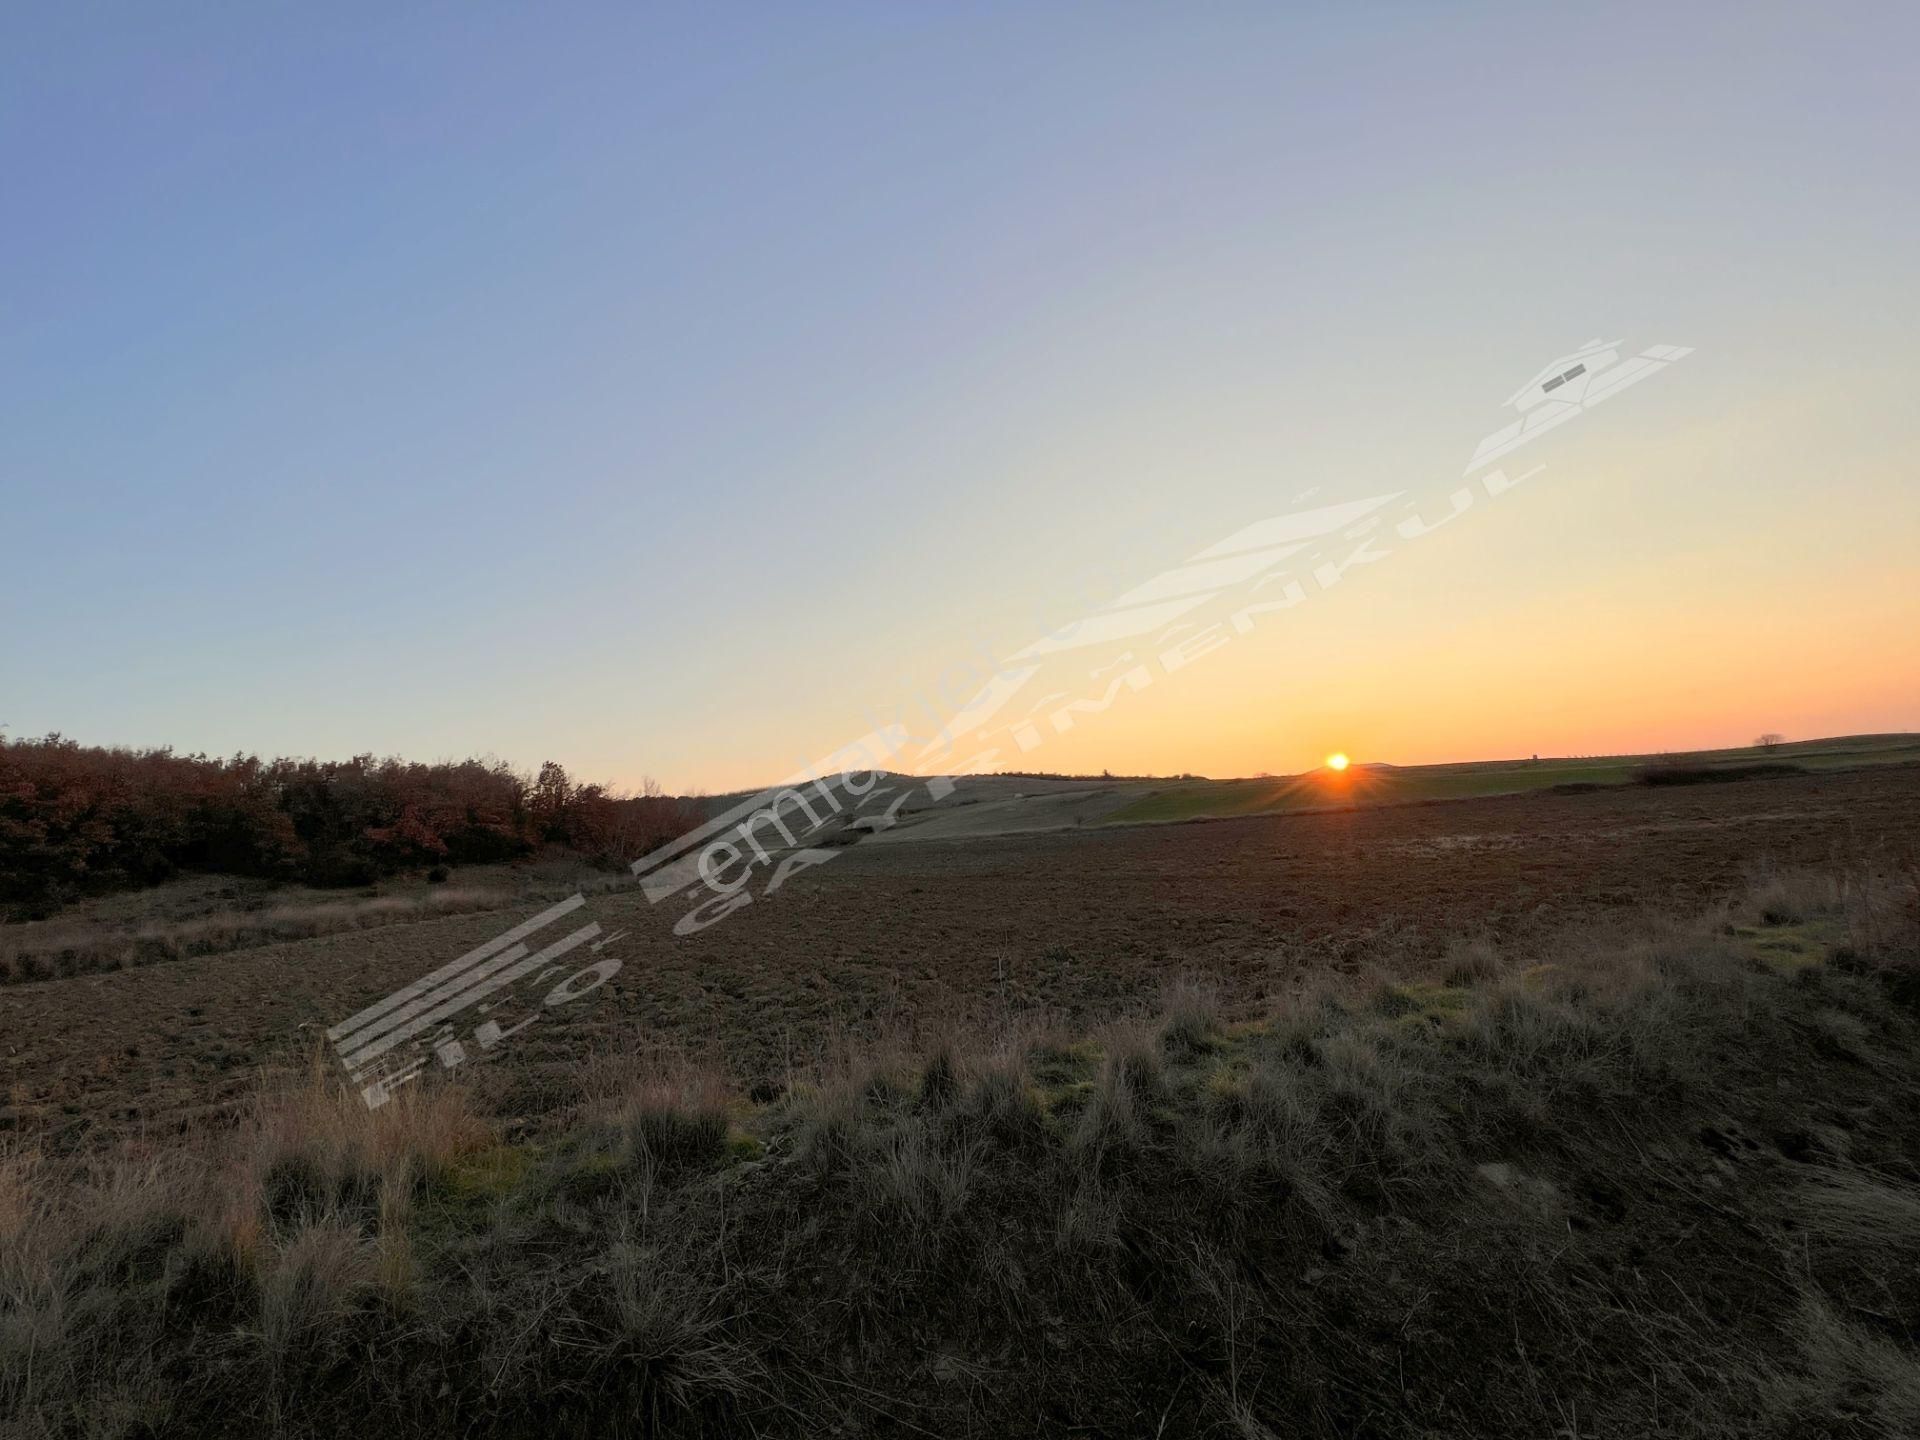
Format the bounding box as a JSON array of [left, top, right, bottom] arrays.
[[5, 3, 1916, 790]]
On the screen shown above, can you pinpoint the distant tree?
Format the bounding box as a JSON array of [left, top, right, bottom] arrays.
[[527, 761, 576, 843], [1754, 733, 1786, 750]]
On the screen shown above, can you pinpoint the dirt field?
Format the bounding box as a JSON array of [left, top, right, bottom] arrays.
[[6, 763, 1918, 1149]]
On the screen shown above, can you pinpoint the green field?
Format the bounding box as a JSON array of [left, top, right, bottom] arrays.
[[1103, 733, 1920, 826]]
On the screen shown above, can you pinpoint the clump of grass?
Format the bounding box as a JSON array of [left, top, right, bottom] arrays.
[[1765, 1296, 1920, 1438], [251, 1219, 379, 1385], [1745, 866, 1843, 926], [249, 1065, 489, 1229], [917, 1046, 960, 1109], [1072, 1022, 1166, 1160], [1799, 1169, 1920, 1255], [1158, 975, 1225, 1057], [601, 1074, 731, 1173], [1441, 935, 1505, 986], [585, 1220, 765, 1424], [537, 1063, 735, 1209]]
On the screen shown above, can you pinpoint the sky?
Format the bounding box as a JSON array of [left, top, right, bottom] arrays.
[[4, 3, 1916, 793]]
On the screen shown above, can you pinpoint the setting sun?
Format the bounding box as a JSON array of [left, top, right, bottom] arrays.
[[1325, 752, 1351, 772]]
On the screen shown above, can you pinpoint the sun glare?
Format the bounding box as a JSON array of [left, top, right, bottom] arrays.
[[1325, 752, 1351, 772]]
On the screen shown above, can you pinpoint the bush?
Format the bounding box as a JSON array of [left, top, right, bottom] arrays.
[[1635, 760, 1806, 786]]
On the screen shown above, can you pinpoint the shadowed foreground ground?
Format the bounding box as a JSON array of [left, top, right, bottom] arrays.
[[5, 867, 1918, 1438]]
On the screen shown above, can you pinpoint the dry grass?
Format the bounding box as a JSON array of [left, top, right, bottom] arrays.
[[0, 857, 651, 982], [1769, 1297, 1920, 1439], [0, 886, 508, 982], [4, 870, 1920, 1437]]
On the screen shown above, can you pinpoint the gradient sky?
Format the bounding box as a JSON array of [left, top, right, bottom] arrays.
[[5, 3, 1916, 793]]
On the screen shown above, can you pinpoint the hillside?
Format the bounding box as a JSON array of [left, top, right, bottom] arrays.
[[839, 734, 1920, 842]]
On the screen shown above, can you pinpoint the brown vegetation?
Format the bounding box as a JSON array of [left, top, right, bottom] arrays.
[[0, 735, 701, 916]]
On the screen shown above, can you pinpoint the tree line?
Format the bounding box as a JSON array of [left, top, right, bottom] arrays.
[[0, 734, 702, 913]]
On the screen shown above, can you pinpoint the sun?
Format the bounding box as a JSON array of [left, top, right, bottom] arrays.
[[1324, 752, 1351, 772]]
